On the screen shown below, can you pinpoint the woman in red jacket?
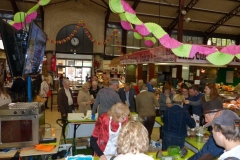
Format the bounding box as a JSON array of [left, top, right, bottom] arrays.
[[90, 103, 130, 160]]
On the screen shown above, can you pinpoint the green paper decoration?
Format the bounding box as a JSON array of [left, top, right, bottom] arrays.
[[144, 37, 157, 44], [206, 51, 234, 66], [145, 23, 167, 38], [171, 44, 192, 58], [134, 32, 143, 39], [38, 0, 51, 6], [109, 0, 124, 13], [14, 12, 27, 23], [236, 54, 240, 60], [27, 4, 39, 14], [124, 12, 142, 25], [119, 13, 127, 21]]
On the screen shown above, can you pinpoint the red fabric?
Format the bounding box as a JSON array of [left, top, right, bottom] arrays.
[[92, 113, 128, 155], [134, 86, 140, 95], [51, 55, 56, 72]]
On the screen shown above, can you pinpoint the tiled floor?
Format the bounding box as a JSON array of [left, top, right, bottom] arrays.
[[45, 95, 160, 141]]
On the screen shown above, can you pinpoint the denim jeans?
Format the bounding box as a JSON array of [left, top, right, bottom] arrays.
[[162, 134, 185, 150]]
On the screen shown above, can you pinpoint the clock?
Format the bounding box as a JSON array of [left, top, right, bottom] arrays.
[[71, 37, 79, 46]]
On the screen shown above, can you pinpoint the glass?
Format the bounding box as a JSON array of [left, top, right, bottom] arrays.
[[66, 60, 75, 66], [83, 60, 92, 67], [82, 68, 91, 83], [75, 68, 82, 78], [75, 60, 82, 66], [66, 67, 75, 81], [57, 59, 65, 65], [58, 67, 65, 75], [1, 120, 32, 143]]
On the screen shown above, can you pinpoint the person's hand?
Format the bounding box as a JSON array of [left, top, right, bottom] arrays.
[[99, 155, 107, 160], [185, 100, 190, 104]]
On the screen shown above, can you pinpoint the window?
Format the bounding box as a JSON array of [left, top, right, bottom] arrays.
[[83, 60, 92, 67], [207, 38, 235, 46]]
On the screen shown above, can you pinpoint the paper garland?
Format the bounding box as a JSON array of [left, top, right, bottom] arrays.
[[109, 0, 240, 65], [9, 0, 50, 30], [46, 20, 124, 55]]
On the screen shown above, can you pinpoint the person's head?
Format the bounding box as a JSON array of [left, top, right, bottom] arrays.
[[202, 99, 223, 124], [181, 85, 189, 97], [102, 79, 110, 88], [163, 84, 171, 95], [205, 110, 240, 148], [139, 84, 148, 92], [62, 79, 71, 89], [150, 78, 156, 86], [91, 81, 98, 89], [108, 103, 130, 122], [102, 72, 108, 80], [109, 79, 119, 91], [82, 82, 90, 91], [204, 84, 219, 100], [189, 85, 199, 97], [117, 121, 149, 154], [124, 83, 131, 92], [138, 79, 143, 87], [172, 94, 185, 105], [92, 75, 98, 81], [171, 86, 176, 95]]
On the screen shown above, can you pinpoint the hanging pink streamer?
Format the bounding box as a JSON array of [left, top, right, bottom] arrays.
[[12, 23, 24, 30], [220, 45, 240, 55], [144, 40, 154, 47], [189, 45, 216, 58], [159, 34, 182, 49], [25, 11, 37, 22], [135, 24, 150, 36], [121, 20, 132, 30], [121, 0, 136, 14]]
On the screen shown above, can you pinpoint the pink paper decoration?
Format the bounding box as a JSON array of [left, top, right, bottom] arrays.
[[120, 20, 132, 30], [220, 45, 240, 55], [189, 45, 216, 58], [144, 40, 154, 47], [12, 23, 24, 30], [159, 34, 182, 49], [25, 11, 37, 22], [135, 24, 150, 36], [121, 0, 136, 14]]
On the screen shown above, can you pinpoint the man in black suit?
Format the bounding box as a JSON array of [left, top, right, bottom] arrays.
[[118, 83, 136, 112]]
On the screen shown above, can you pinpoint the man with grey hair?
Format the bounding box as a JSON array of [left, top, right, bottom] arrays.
[[147, 78, 156, 93], [92, 79, 122, 116], [57, 79, 74, 121]]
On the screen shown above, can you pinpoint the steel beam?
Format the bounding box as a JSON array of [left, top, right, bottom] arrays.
[[10, 0, 19, 14], [132, 0, 141, 10], [205, 4, 240, 36], [167, 0, 199, 34]]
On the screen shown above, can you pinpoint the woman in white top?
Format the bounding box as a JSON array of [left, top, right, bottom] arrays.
[[115, 121, 154, 160], [40, 76, 49, 109]]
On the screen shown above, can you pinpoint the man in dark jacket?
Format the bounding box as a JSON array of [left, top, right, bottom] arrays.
[[118, 82, 136, 112], [188, 99, 224, 160], [57, 79, 74, 121]]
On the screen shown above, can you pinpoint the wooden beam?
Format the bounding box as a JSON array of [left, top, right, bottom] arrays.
[[205, 4, 240, 36], [9, 0, 19, 14], [132, 0, 141, 10], [167, 0, 199, 34]]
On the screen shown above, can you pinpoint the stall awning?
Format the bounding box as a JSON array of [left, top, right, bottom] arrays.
[[109, 57, 121, 67]]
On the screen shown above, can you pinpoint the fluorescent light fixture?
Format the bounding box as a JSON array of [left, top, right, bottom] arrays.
[[182, 66, 189, 70], [143, 64, 147, 65]]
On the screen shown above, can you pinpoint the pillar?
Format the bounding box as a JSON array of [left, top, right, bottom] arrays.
[[148, 63, 155, 82], [125, 64, 137, 83], [137, 64, 143, 81]]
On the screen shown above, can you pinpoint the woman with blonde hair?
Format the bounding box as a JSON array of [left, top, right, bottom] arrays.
[[115, 121, 154, 160], [90, 103, 130, 160], [0, 81, 11, 106], [77, 82, 93, 114], [162, 94, 196, 150]]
